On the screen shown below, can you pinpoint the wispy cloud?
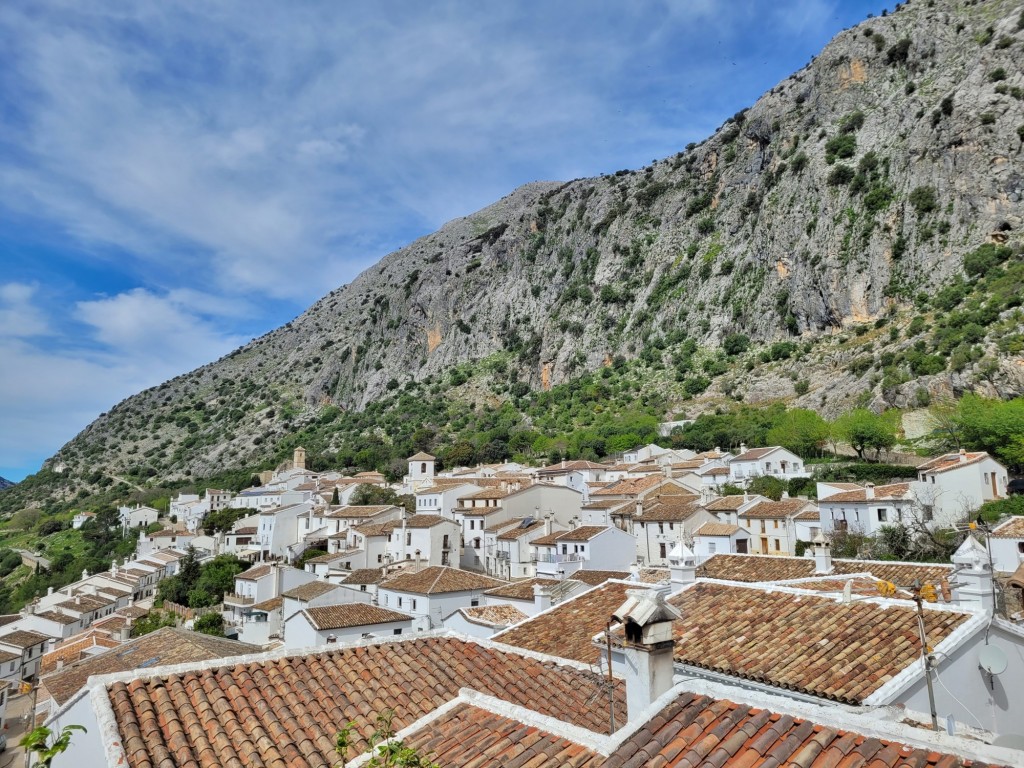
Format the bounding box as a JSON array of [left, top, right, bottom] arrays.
[[0, 0, 885, 479]]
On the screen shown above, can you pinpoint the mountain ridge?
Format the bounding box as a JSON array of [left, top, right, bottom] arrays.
[[19, 0, 1024, 497]]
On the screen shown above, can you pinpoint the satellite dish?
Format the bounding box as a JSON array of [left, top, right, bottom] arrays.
[[979, 645, 1008, 676]]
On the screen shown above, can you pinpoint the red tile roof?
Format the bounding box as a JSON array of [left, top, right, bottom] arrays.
[[659, 582, 970, 704], [301, 604, 411, 631], [457, 605, 529, 628], [698, 553, 953, 588], [484, 577, 561, 601], [108, 636, 625, 766], [917, 451, 990, 474], [693, 522, 742, 537], [991, 517, 1024, 539], [741, 498, 814, 519], [820, 482, 913, 503], [591, 475, 667, 497], [733, 446, 785, 462], [381, 566, 506, 595]]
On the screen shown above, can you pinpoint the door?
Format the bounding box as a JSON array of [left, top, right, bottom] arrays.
[[760, 537, 768, 553], [736, 538, 748, 554]]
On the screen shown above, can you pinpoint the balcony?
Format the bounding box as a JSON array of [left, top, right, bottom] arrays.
[[494, 551, 510, 561], [534, 553, 584, 564], [224, 593, 255, 607]]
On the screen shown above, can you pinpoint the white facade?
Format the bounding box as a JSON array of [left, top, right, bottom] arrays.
[[387, 516, 460, 568], [916, 452, 1009, 526], [533, 526, 637, 578], [692, 525, 750, 560], [728, 446, 809, 485], [414, 483, 481, 518], [118, 505, 159, 531], [283, 609, 412, 649]]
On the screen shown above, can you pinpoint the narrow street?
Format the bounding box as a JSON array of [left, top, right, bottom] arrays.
[[2, 691, 34, 768]]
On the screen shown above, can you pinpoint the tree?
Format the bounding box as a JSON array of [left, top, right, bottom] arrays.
[[21, 724, 87, 767], [953, 394, 1024, 472], [131, 609, 177, 637], [765, 408, 829, 457], [202, 507, 249, 535], [748, 476, 787, 501], [832, 409, 898, 459], [722, 333, 750, 356], [331, 486, 340, 505], [193, 612, 226, 637], [351, 485, 414, 514], [297, 548, 328, 568]]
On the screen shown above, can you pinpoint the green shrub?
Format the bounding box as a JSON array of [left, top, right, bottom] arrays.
[[684, 376, 710, 395], [989, 67, 1007, 82], [963, 243, 1011, 278], [863, 185, 894, 213], [825, 134, 857, 162], [696, 216, 716, 235], [908, 186, 938, 215], [980, 112, 996, 125], [838, 110, 865, 134], [827, 164, 855, 186], [722, 333, 750, 356], [790, 152, 809, 173], [886, 38, 911, 64]]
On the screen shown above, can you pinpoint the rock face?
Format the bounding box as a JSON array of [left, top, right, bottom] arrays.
[[48, 0, 1024, 480], [0, 477, 13, 491]]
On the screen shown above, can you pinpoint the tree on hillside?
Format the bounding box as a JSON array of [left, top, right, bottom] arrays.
[[747, 476, 787, 501], [765, 408, 830, 457], [350, 485, 415, 514], [832, 409, 898, 459], [951, 394, 1024, 472]]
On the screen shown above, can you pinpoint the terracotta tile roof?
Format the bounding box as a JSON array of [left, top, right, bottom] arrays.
[[484, 577, 561, 601], [326, 504, 396, 518], [658, 582, 969, 704], [230, 526, 257, 535], [703, 466, 730, 475], [39, 633, 119, 675], [107, 636, 625, 766], [917, 451, 991, 473], [591, 475, 666, 497], [457, 604, 529, 628], [42, 627, 255, 706], [419, 479, 481, 491], [991, 517, 1024, 539], [0, 629, 52, 648], [582, 499, 629, 510], [353, 521, 398, 537], [572, 570, 631, 586], [236, 564, 273, 581], [698, 553, 953, 588], [459, 488, 509, 500], [496, 519, 547, 540], [340, 567, 388, 585], [741, 498, 814, 519], [282, 581, 340, 602], [791, 576, 914, 599], [57, 594, 112, 612], [0, 649, 20, 664], [637, 497, 704, 522], [795, 508, 820, 520], [35, 610, 79, 625], [733, 446, 783, 461], [704, 495, 761, 511], [537, 459, 608, 473], [494, 580, 634, 664], [820, 482, 913, 503], [381, 566, 506, 595], [694, 522, 742, 537], [303, 552, 347, 565], [252, 597, 283, 612], [553, 525, 607, 542], [117, 605, 150, 619], [604, 690, 1000, 768], [639, 567, 671, 583], [401, 514, 454, 528], [302, 604, 411, 631], [462, 506, 506, 517], [91, 615, 129, 632], [527, 530, 564, 546], [399, 701, 602, 765]]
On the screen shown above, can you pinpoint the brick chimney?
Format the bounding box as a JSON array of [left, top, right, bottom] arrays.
[[612, 589, 681, 717]]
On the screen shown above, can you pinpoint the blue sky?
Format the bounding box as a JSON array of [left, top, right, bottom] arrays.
[[0, 0, 890, 482]]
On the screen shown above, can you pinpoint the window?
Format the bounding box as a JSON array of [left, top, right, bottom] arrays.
[[421, 462, 427, 473], [398, 597, 403, 608], [760, 521, 766, 534], [393, 628, 402, 635], [471, 598, 479, 607], [360, 585, 367, 592], [773, 520, 779, 529], [877, 508, 887, 522], [377, 554, 383, 563], [406, 532, 412, 546], [411, 599, 417, 611], [658, 523, 664, 534], [659, 543, 667, 559], [773, 538, 780, 551], [1018, 542, 1024, 555], [708, 542, 717, 553]]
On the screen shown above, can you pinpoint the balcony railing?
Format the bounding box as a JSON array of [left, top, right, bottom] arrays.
[[224, 593, 255, 606], [534, 553, 584, 564]]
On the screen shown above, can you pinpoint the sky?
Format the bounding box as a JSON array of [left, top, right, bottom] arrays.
[[0, 0, 891, 483]]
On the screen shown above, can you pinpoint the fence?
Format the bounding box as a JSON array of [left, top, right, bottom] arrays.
[[163, 600, 223, 621]]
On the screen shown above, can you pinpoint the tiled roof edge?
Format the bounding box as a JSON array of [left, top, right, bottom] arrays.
[[862, 609, 989, 706], [672, 676, 1020, 766], [92, 679, 130, 768]]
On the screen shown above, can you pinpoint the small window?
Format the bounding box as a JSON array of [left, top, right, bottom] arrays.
[[393, 628, 402, 635], [420, 462, 427, 473], [773, 520, 779, 529], [360, 585, 367, 592], [471, 598, 479, 607], [708, 542, 717, 553], [411, 599, 417, 611], [398, 597, 403, 607], [773, 538, 780, 551]]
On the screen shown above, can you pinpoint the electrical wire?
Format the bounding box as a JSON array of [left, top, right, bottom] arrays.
[[931, 666, 987, 732]]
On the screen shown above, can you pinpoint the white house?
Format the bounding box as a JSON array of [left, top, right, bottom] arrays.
[[283, 604, 414, 648], [0, 629, 51, 681], [532, 525, 637, 579], [692, 522, 750, 559], [414, 481, 482, 519], [136, 529, 195, 559], [736, 497, 817, 556], [728, 446, 809, 485], [256, 501, 314, 561], [817, 482, 919, 536], [631, 496, 716, 566], [534, 460, 609, 491], [376, 566, 505, 630], [386, 514, 460, 568], [224, 563, 317, 636], [118, 504, 159, 531], [989, 517, 1024, 574], [485, 518, 562, 580], [915, 450, 1008, 525], [71, 511, 95, 530], [403, 451, 437, 491]]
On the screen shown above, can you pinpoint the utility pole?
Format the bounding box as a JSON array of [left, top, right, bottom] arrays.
[[911, 581, 939, 731]]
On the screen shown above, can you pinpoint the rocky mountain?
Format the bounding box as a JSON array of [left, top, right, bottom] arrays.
[[0, 477, 13, 491], [30, 0, 1024, 490]]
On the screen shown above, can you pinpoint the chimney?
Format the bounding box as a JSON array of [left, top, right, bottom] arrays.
[[533, 583, 553, 612], [959, 448, 967, 463], [326, 634, 337, 644], [812, 533, 833, 575], [56, 658, 65, 671], [629, 564, 640, 582], [951, 535, 994, 612], [781, 491, 789, 500], [668, 543, 696, 587], [75, 595, 81, 606], [612, 589, 681, 717], [635, 499, 643, 518], [47, 586, 54, 596], [739, 443, 747, 456], [864, 483, 875, 500], [561, 459, 566, 469]]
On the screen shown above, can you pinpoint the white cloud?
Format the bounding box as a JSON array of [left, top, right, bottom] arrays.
[[0, 283, 52, 337], [0, 287, 245, 476]]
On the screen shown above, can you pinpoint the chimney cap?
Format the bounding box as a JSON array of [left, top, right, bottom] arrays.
[[612, 588, 681, 628]]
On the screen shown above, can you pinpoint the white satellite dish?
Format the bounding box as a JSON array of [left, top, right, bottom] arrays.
[[978, 645, 1008, 676]]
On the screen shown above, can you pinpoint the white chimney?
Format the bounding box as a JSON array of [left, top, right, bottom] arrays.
[[864, 483, 875, 500], [739, 443, 747, 455], [812, 533, 833, 574], [951, 535, 994, 612], [612, 589, 681, 717], [533, 583, 552, 612], [959, 448, 967, 463], [55, 658, 65, 671], [668, 543, 697, 587], [629, 564, 641, 582]]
